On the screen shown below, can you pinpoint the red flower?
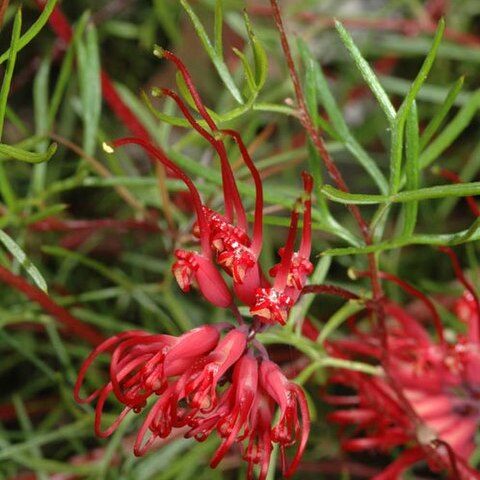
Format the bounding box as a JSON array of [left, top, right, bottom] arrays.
[[74, 325, 222, 435], [259, 359, 310, 477], [326, 298, 480, 479], [189, 355, 310, 480], [250, 172, 313, 325], [75, 325, 310, 478], [104, 51, 314, 325], [172, 249, 233, 308], [188, 352, 260, 465]]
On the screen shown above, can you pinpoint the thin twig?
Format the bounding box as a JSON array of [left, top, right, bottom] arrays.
[[269, 0, 384, 331]]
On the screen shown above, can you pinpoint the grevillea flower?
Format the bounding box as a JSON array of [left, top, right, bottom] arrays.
[[75, 325, 310, 479], [326, 279, 480, 479], [83, 49, 314, 478], [190, 356, 310, 480], [250, 173, 313, 325], [259, 360, 310, 476], [103, 50, 314, 326], [74, 325, 222, 434]]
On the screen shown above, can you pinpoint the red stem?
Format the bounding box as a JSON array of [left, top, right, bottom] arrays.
[[302, 284, 359, 301], [157, 88, 247, 231], [269, 0, 369, 238], [221, 129, 264, 254], [0, 265, 104, 345], [271, 0, 382, 288], [273, 204, 299, 290], [158, 50, 217, 131], [111, 138, 211, 256], [269, 0, 386, 358], [159, 50, 247, 229], [430, 439, 460, 480]]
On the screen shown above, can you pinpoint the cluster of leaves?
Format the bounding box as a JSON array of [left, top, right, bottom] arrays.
[[1, 0, 480, 478]]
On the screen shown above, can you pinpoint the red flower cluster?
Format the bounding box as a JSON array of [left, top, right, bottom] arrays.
[[326, 291, 480, 479], [75, 324, 309, 479], [105, 49, 313, 327], [76, 49, 312, 479]]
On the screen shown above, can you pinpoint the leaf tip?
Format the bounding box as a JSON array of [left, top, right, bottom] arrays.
[[47, 143, 58, 158]]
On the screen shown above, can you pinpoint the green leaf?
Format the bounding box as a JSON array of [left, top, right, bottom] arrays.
[[114, 82, 171, 140], [335, 20, 395, 123], [42, 245, 133, 290], [0, 204, 67, 230], [0, 8, 22, 140], [402, 101, 419, 236], [0, 164, 16, 209], [252, 102, 297, 116], [0, 230, 48, 293], [48, 13, 90, 129], [0, 330, 55, 381], [180, 0, 243, 104], [323, 217, 480, 256], [243, 10, 268, 90], [389, 115, 404, 194], [306, 138, 329, 216], [0, 418, 91, 462], [398, 19, 445, 121], [171, 66, 201, 109], [42, 246, 164, 315], [303, 57, 322, 132], [420, 76, 464, 151], [322, 181, 480, 205], [0, 0, 58, 65], [5, 105, 29, 137], [23, 204, 67, 226], [318, 302, 366, 344], [232, 47, 257, 94], [34, 55, 50, 140], [435, 139, 480, 220], [76, 21, 101, 156], [146, 90, 191, 128], [0, 142, 57, 164], [420, 90, 480, 169], [31, 54, 51, 194], [389, 20, 444, 193], [214, 0, 224, 59], [297, 61, 361, 246], [0, 9, 23, 211]]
